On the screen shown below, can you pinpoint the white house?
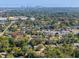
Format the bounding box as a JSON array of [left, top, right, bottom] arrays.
[[30, 17, 35, 21], [0, 17, 7, 24], [19, 16, 28, 20], [8, 17, 19, 21], [8, 16, 28, 21]]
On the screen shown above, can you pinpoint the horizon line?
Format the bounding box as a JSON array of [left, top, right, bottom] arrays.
[[0, 6, 79, 8]]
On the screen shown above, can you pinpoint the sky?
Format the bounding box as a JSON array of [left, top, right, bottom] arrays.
[[0, 0, 79, 7]]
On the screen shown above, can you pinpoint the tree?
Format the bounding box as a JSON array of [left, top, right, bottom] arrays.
[[6, 53, 14, 58], [12, 47, 22, 57], [74, 48, 79, 58], [0, 36, 10, 52], [25, 48, 36, 58], [61, 44, 74, 57], [44, 46, 64, 58]]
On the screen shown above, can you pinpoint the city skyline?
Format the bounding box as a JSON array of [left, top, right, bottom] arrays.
[[0, 0, 79, 7]]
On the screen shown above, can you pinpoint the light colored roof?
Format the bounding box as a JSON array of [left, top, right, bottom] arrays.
[[9, 16, 28, 20], [0, 17, 7, 20], [30, 17, 35, 21]]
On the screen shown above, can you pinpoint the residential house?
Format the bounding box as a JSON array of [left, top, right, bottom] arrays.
[[0, 17, 7, 24]]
